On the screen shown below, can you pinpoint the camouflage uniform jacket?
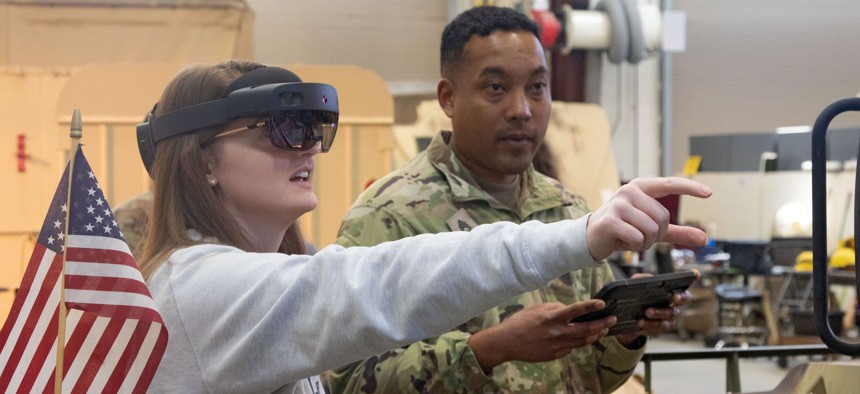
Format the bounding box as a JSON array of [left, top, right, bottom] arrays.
[[329, 131, 644, 394]]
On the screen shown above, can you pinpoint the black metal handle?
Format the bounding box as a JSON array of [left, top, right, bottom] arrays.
[[811, 97, 860, 355]]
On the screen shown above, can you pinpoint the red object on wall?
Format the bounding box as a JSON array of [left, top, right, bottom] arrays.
[[550, 0, 589, 103], [16, 134, 28, 172], [532, 10, 561, 49]]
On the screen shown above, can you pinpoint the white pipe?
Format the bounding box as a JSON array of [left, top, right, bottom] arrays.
[[565, 9, 612, 50], [562, 4, 662, 52], [638, 4, 662, 52]]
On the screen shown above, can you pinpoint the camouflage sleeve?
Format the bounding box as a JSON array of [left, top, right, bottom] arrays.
[[593, 336, 645, 393], [336, 206, 416, 247], [327, 331, 494, 394], [332, 207, 496, 393], [590, 263, 645, 393]]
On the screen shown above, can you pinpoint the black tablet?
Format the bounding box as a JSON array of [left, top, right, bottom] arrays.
[[569, 271, 697, 336]]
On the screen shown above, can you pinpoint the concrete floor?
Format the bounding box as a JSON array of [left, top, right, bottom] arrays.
[[633, 334, 851, 394]]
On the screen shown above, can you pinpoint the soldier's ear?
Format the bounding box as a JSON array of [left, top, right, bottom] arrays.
[[437, 78, 455, 119]]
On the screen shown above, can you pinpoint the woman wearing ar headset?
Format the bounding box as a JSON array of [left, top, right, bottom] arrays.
[[138, 59, 711, 393]]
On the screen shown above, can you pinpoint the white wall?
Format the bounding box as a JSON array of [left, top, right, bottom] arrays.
[[248, 0, 446, 84], [594, 55, 662, 180], [680, 170, 855, 252]]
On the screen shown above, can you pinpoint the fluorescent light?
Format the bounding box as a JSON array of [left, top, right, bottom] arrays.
[[776, 125, 812, 134]]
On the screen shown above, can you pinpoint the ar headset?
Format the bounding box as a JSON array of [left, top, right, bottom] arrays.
[[136, 66, 339, 174]]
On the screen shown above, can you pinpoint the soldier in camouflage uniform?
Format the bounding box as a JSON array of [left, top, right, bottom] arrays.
[[328, 6, 692, 394], [332, 131, 642, 393]]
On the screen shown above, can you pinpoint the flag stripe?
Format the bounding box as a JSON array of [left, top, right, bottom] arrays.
[[62, 316, 109, 393], [6, 281, 59, 391], [65, 272, 151, 293], [68, 305, 163, 326], [17, 303, 60, 391], [33, 335, 57, 394], [66, 289, 160, 311], [0, 247, 58, 372], [0, 258, 61, 390], [70, 315, 125, 393], [61, 311, 98, 378], [125, 323, 167, 394], [67, 234, 132, 255], [66, 260, 144, 282], [103, 320, 147, 393], [32, 309, 83, 393], [0, 245, 48, 350], [88, 318, 138, 393]]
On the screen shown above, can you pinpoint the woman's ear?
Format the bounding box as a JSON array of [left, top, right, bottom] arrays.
[[201, 150, 220, 187], [437, 78, 455, 119], [201, 148, 217, 178]]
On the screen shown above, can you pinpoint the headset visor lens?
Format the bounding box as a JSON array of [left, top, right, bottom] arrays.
[[268, 110, 338, 152]]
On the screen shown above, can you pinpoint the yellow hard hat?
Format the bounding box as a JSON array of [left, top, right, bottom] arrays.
[[795, 250, 814, 271], [830, 247, 855, 269]]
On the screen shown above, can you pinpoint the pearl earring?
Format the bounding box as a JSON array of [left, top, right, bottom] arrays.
[[208, 178, 218, 187]]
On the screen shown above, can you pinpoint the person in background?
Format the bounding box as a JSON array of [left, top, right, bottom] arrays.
[[329, 6, 697, 393], [114, 190, 153, 258]]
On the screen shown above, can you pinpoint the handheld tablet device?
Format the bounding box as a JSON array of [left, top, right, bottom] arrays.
[[570, 271, 697, 336]]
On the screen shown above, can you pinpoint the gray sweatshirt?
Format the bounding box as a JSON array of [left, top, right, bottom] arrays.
[[146, 218, 599, 393]]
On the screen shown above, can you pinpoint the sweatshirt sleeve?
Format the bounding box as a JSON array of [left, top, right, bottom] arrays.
[[158, 219, 600, 392]]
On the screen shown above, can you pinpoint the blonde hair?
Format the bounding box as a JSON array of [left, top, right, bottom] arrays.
[[137, 60, 306, 279]]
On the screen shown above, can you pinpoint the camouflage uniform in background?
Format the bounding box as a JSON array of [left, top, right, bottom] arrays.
[[329, 131, 644, 394], [114, 191, 152, 259]]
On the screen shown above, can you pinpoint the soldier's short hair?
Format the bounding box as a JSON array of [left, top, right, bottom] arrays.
[[440, 6, 541, 78]]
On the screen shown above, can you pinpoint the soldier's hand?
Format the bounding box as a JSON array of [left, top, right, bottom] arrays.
[[586, 177, 712, 261], [467, 300, 614, 373], [615, 271, 701, 347]]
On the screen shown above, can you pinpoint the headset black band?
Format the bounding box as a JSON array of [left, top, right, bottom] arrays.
[[222, 66, 302, 97], [137, 81, 339, 175], [149, 100, 230, 144]]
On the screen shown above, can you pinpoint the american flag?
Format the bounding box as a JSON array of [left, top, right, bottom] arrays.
[[0, 146, 167, 393]]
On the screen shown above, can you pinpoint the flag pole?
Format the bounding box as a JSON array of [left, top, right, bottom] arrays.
[[55, 109, 82, 394]]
